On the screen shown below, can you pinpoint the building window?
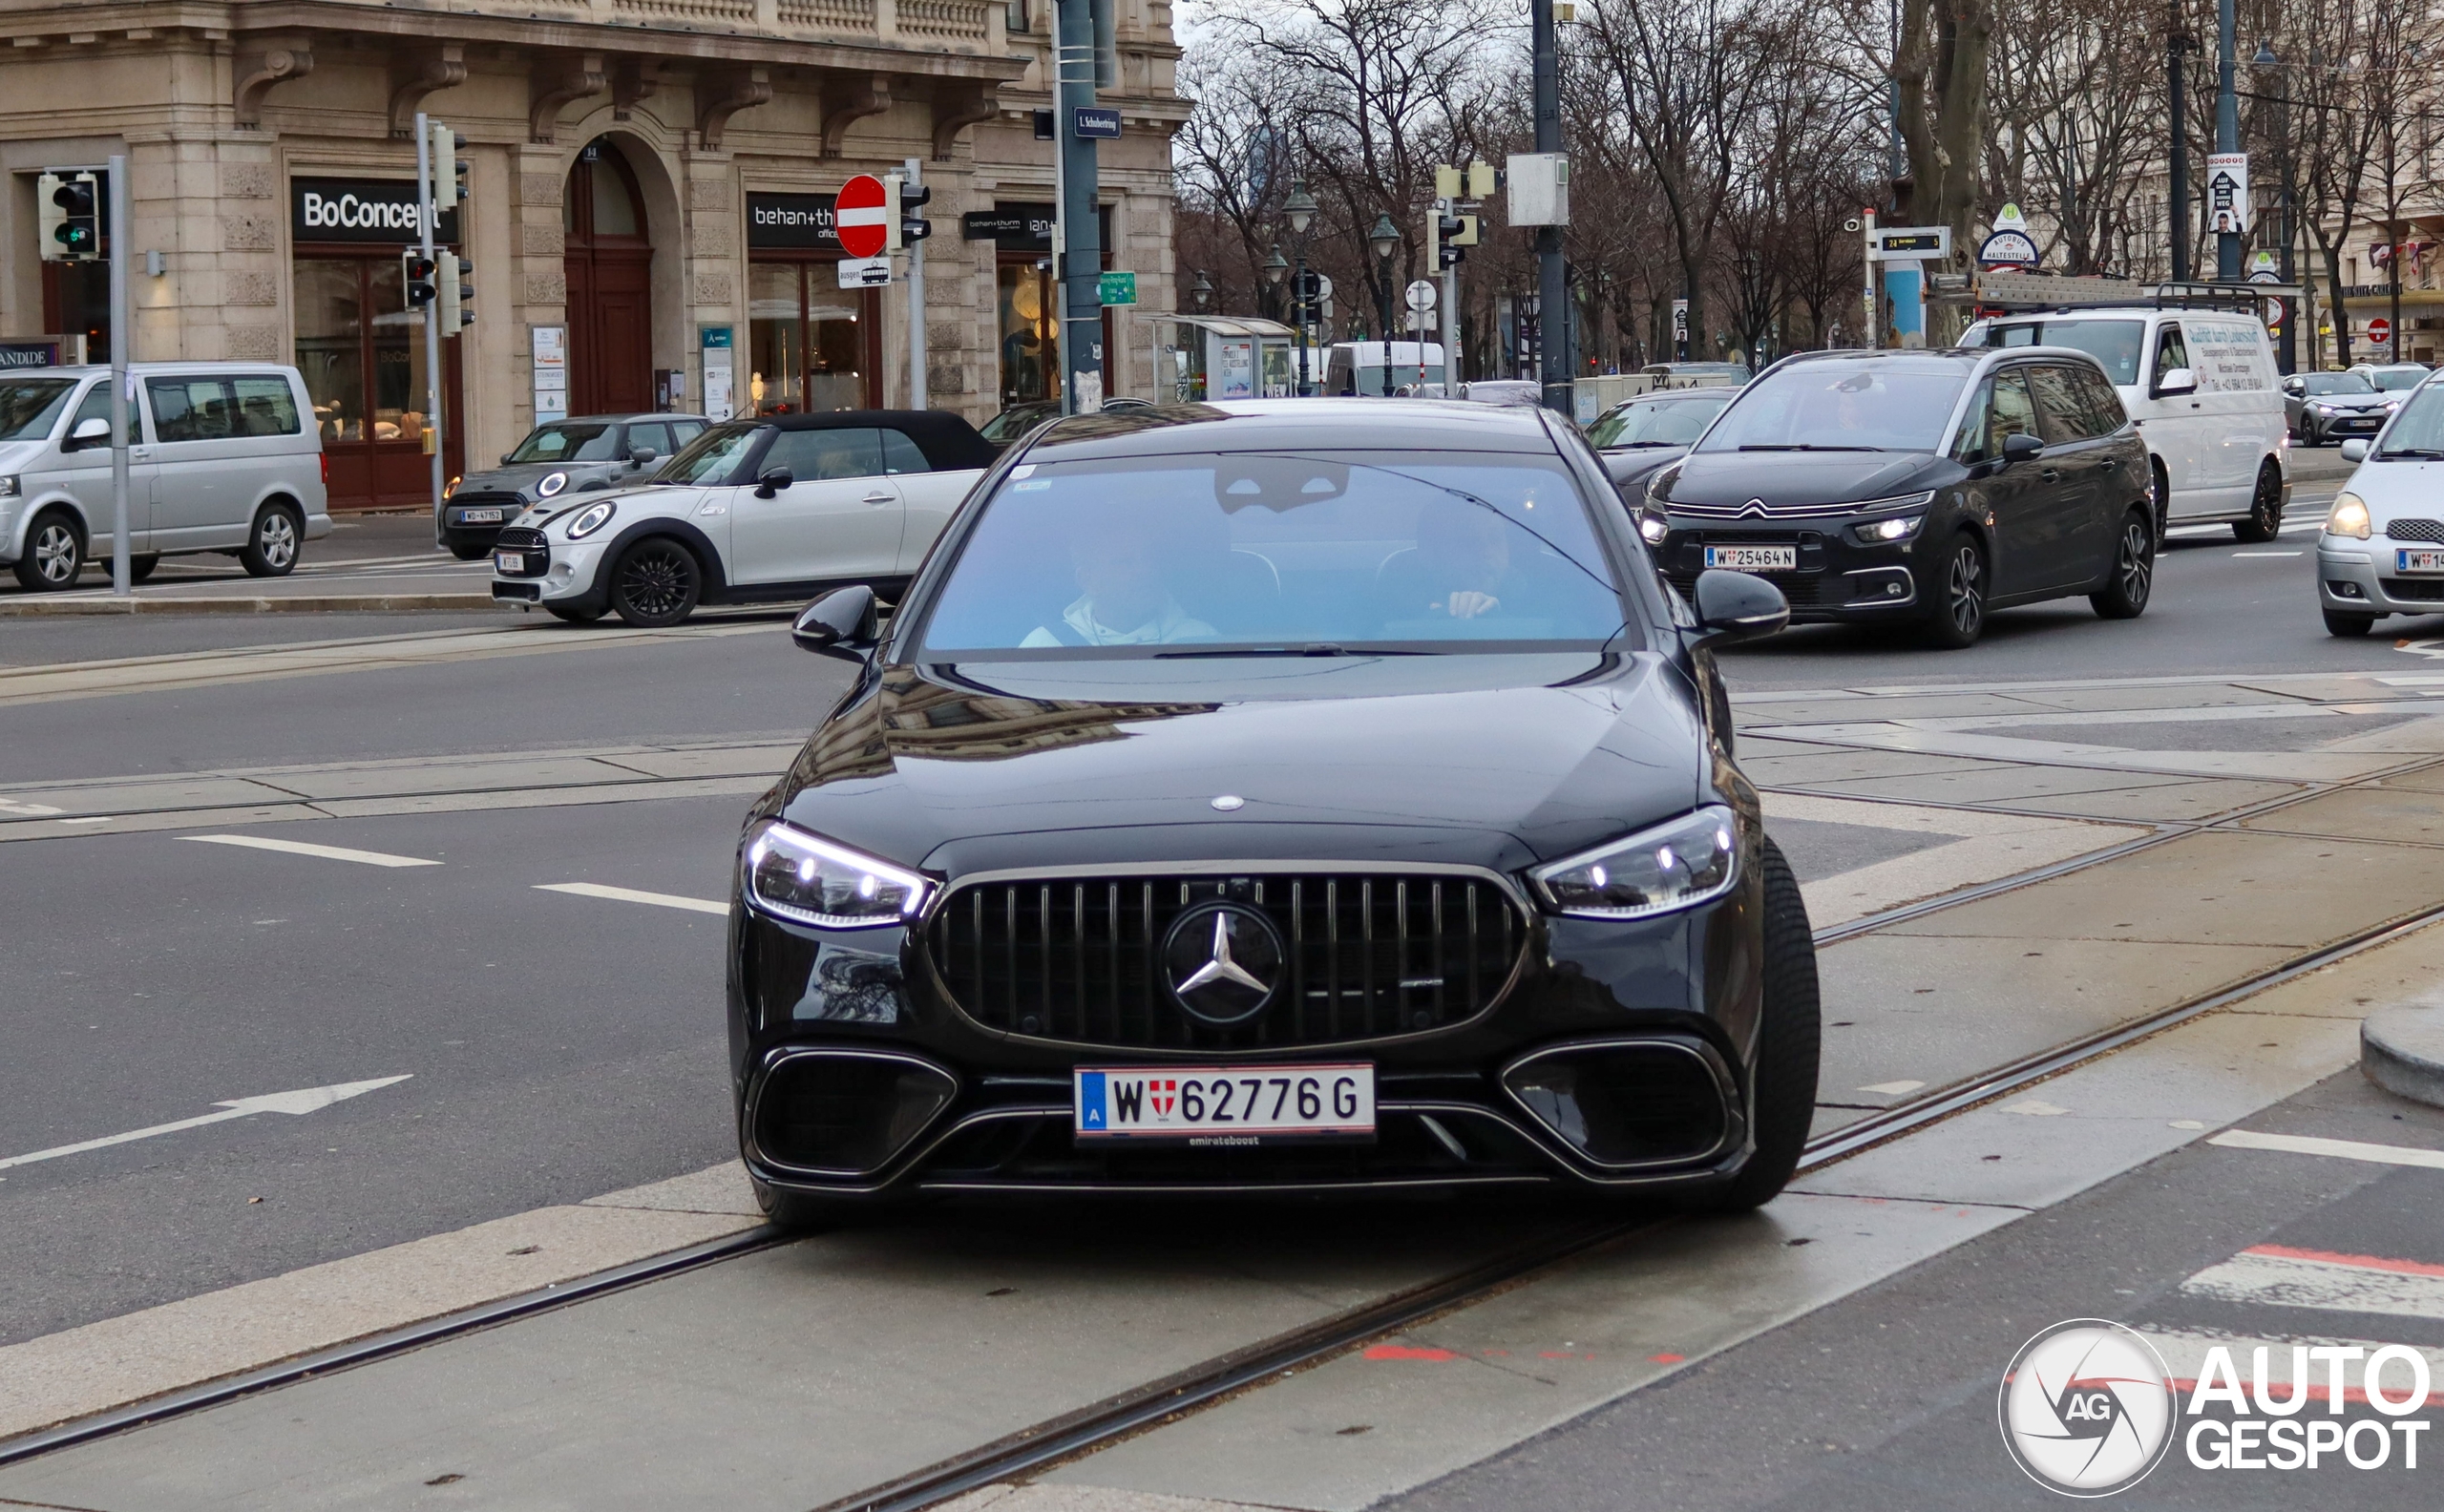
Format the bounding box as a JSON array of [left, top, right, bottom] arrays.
[[292, 251, 455, 508], [747, 260, 878, 414]]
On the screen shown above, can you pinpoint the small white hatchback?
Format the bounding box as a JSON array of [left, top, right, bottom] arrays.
[[2318, 372, 2444, 635]]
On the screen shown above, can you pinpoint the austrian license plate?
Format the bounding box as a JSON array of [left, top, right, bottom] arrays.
[[459, 508, 504, 524], [1704, 545, 1798, 571], [2397, 549, 2444, 575], [495, 552, 529, 575], [1074, 1063, 1376, 1144]]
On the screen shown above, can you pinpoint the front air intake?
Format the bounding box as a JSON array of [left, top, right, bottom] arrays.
[[751, 1051, 956, 1175]]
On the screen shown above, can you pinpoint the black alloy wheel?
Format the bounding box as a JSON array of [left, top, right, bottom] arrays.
[[1922, 534, 1987, 649], [240, 502, 303, 577], [607, 537, 702, 627], [11, 511, 85, 592], [2231, 463, 2285, 543], [2090, 511, 2155, 620], [1691, 837, 1820, 1212], [2324, 607, 2378, 638]]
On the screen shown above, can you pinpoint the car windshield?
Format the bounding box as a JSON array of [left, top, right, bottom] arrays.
[[1693, 360, 1968, 454], [980, 405, 1058, 443], [916, 450, 1629, 657], [657, 422, 763, 484], [2376, 386, 2444, 456], [0, 378, 75, 442], [1966, 319, 2146, 385], [2370, 368, 2429, 391], [509, 422, 622, 462], [2303, 373, 2377, 395], [1586, 393, 1731, 449]]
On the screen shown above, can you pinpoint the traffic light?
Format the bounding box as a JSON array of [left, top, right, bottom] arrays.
[[1437, 209, 1466, 269], [404, 252, 436, 309], [1293, 268, 1322, 306], [40, 172, 99, 262], [438, 251, 474, 333], [883, 174, 932, 251], [431, 121, 469, 213]]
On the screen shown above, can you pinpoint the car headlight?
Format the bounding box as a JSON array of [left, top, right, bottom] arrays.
[[537, 471, 569, 498], [743, 820, 933, 929], [1636, 509, 1669, 545], [564, 500, 616, 539], [1528, 805, 1739, 920], [0, 475, 18, 498], [2327, 493, 2372, 540], [1849, 514, 1925, 545]]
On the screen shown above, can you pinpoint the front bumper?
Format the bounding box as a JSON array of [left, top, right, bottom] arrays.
[[1660, 525, 1925, 622], [728, 860, 1771, 1201], [2317, 536, 2444, 615], [490, 534, 608, 606], [2305, 409, 2389, 440]]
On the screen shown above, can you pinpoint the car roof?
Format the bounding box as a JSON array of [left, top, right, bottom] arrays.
[[544, 412, 706, 425], [1019, 398, 1564, 460], [737, 408, 996, 471]]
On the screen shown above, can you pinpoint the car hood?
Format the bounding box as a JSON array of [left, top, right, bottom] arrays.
[[770, 653, 1710, 879], [1600, 445, 1691, 496], [2346, 459, 2444, 514], [0, 439, 45, 474], [511, 482, 701, 532], [456, 460, 635, 499], [1656, 449, 1940, 509], [2306, 393, 2391, 411]]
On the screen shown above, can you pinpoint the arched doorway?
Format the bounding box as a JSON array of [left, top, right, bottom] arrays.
[[563, 141, 654, 415]]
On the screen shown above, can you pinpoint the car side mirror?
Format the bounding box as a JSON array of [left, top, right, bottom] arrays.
[[2155, 367, 2198, 397], [2001, 431, 2045, 465], [1689, 568, 1789, 647], [2341, 438, 2370, 462], [628, 446, 656, 466], [792, 585, 880, 661], [67, 415, 110, 450], [754, 465, 794, 498], [500, 452, 516, 466]]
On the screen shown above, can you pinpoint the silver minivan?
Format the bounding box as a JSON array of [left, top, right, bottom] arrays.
[[0, 362, 330, 591]]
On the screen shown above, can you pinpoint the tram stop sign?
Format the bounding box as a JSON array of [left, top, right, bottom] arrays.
[[834, 175, 890, 260]]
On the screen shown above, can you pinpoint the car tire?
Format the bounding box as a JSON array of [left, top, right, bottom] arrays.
[[606, 536, 702, 627], [239, 501, 304, 577], [11, 510, 86, 592], [1921, 533, 1987, 649], [449, 540, 492, 562], [2231, 462, 2285, 543], [2324, 608, 2379, 638], [1690, 836, 1820, 1214], [2089, 511, 2155, 620], [546, 603, 605, 624], [126, 554, 159, 583], [2150, 458, 2170, 545]]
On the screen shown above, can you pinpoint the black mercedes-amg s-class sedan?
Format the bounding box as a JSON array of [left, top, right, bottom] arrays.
[[727, 398, 1819, 1229]]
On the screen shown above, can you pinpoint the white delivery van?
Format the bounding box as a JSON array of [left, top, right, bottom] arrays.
[[0, 362, 330, 590], [1320, 342, 1445, 396], [1959, 308, 2289, 541]]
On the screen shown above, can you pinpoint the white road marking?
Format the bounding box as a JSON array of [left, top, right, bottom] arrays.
[[57, 815, 114, 826], [1997, 1098, 2071, 1116], [2232, 551, 2303, 557], [182, 833, 441, 868], [535, 881, 727, 916], [2208, 1128, 2444, 1169], [0, 1076, 412, 1172], [0, 798, 62, 816], [1856, 1080, 1926, 1096], [2181, 1244, 2444, 1321]]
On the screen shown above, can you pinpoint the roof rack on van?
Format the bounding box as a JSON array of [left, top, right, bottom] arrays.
[[1960, 269, 2302, 314]]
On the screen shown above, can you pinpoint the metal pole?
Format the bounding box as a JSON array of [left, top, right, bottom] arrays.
[[108, 153, 130, 597], [2169, 21, 2190, 282], [1863, 208, 1879, 349], [1056, 0, 1104, 414], [904, 158, 927, 410], [416, 113, 442, 519], [1532, 0, 1568, 415], [1294, 248, 1310, 396], [1380, 262, 1393, 396], [2214, 0, 2240, 281]]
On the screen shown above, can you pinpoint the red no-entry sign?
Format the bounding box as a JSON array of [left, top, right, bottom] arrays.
[[2369, 316, 2392, 346], [834, 175, 890, 260]]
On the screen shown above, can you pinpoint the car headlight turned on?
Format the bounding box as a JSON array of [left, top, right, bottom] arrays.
[[1636, 508, 1670, 545], [564, 500, 617, 539], [744, 820, 933, 928], [2327, 492, 2372, 539], [1848, 514, 1924, 545], [1529, 805, 1738, 919]]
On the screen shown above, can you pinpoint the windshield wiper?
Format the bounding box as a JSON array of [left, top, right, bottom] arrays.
[[2378, 447, 2444, 459], [1737, 444, 1887, 452], [1153, 643, 1440, 659], [1609, 440, 1678, 449]]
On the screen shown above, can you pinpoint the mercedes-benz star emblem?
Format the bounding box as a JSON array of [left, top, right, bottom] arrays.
[[1162, 903, 1284, 1025]]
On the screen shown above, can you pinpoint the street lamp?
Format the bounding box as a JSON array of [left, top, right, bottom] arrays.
[[1284, 180, 1319, 394], [1190, 270, 1213, 312], [1369, 211, 1400, 396]]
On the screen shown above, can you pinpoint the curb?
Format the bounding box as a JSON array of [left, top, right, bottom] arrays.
[[0, 593, 504, 617], [2363, 1005, 2444, 1108]]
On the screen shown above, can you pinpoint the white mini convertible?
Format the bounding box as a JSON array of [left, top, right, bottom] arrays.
[[490, 410, 997, 626]]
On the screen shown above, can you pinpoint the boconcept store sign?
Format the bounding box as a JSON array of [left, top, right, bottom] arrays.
[[291, 178, 459, 244]]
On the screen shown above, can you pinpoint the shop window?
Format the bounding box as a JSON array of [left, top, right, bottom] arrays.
[[747, 262, 875, 414], [998, 262, 1060, 406]]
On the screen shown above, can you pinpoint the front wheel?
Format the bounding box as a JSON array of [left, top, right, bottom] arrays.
[[2090, 512, 2155, 620], [2231, 463, 2285, 543], [1921, 534, 1987, 649], [606, 537, 702, 627], [11, 511, 85, 592], [240, 502, 303, 577], [2324, 608, 2378, 638], [1690, 836, 1821, 1213]]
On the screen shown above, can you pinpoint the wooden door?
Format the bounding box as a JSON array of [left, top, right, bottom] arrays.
[[564, 145, 655, 417]]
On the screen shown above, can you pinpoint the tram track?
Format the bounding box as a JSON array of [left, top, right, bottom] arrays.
[[6, 752, 2441, 1488]]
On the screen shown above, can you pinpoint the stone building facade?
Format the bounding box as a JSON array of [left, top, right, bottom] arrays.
[[0, 0, 1184, 507]]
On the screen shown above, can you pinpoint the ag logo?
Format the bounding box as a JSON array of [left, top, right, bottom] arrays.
[[1998, 1320, 2178, 1497]]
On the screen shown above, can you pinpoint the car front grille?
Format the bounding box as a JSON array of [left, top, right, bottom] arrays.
[[1669, 499, 1851, 520], [926, 872, 1528, 1049], [2386, 518, 2444, 543], [2382, 578, 2444, 601], [493, 526, 550, 578], [450, 492, 523, 516]]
